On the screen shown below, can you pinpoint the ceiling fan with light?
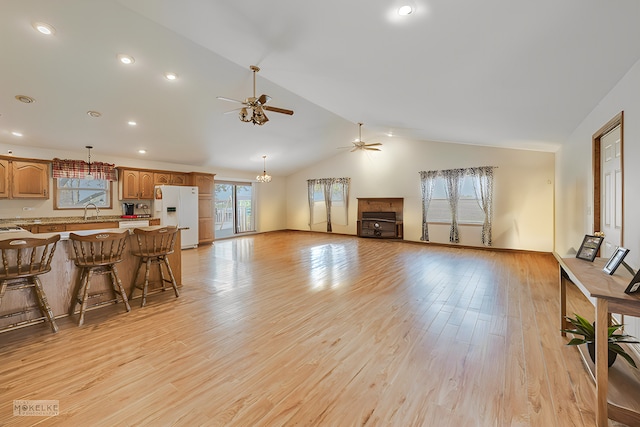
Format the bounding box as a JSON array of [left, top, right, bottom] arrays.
[[217, 65, 294, 125], [339, 122, 382, 152]]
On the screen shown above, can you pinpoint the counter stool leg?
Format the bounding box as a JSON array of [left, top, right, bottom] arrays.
[[158, 258, 167, 292], [141, 258, 152, 307], [32, 277, 58, 333], [78, 269, 93, 326], [129, 258, 144, 301], [0, 283, 7, 305], [70, 269, 87, 317], [109, 265, 131, 312], [163, 257, 179, 298]]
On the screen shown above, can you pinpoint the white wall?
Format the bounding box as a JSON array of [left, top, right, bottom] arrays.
[[556, 58, 640, 260], [555, 58, 640, 341], [285, 137, 555, 251]]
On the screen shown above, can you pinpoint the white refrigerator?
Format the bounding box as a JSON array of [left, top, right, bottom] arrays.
[[154, 185, 199, 249]]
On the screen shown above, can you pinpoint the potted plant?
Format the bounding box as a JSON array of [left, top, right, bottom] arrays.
[[562, 313, 639, 368]]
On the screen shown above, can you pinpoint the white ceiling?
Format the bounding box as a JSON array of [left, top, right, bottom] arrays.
[[1, 0, 639, 176]]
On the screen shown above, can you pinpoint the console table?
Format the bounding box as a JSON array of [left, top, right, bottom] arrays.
[[555, 254, 640, 426]]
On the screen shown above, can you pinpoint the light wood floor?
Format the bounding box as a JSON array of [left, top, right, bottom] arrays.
[[0, 231, 623, 426]]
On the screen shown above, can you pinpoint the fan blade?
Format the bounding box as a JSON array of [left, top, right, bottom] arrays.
[[364, 142, 382, 146], [263, 105, 294, 115], [223, 108, 242, 115], [350, 147, 359, 152], [257, 94, 271, 105], [364, 147, 381, 151], [217, 96, 245, 104]]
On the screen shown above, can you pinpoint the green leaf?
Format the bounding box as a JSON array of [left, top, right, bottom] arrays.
[[608, 344, 638, 368]]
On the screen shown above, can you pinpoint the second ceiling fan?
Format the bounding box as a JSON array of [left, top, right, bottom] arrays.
[[341, 122, 382, 152], [217, 65, 294, 125]]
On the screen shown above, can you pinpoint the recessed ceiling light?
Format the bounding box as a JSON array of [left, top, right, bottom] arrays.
[[117, 54, 135, 65], [87, 110, 102, 118], [164, 72, 178, 81], [398, 5, 414, 15], [15, 95, 36, 104], [138, 149, 146, 154], [128, 120, 137, 126], [33, 22, 55, 35], [11, 131, 23, 137]]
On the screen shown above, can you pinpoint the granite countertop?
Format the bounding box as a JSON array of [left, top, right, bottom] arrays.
[[0, 216, 155, 226]]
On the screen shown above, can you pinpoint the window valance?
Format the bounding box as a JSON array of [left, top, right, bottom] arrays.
[[52, 158, 117, 181]]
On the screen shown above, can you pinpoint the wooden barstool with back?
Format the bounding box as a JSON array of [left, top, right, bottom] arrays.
[[129, 226, 179, 307], [0, 234, 60, 333], [69, 231, 131, 326]]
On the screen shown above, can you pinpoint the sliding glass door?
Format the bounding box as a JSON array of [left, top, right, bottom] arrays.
[[214, 181, 255, 238]]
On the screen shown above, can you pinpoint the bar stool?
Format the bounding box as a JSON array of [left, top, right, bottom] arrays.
[[129, 226, 179, 307], [0, 235, 60, 333], [69, 231, 131, 326]]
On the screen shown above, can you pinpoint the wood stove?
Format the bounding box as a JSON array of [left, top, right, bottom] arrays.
[[357, 197, 403, 239], [360, 212, 398, 238]]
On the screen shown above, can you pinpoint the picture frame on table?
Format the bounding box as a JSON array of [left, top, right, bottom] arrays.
[[576, 235, 604, 262], [625, 269, 640, 294], [603, 247, 630, 275]]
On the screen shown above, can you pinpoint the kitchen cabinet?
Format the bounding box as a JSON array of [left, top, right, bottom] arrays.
[[190, 173, 215, 244], [119, 169, 154, 200], [34, 224, 66, 233], [28, 220, 134, 234], [154, 172, 188, 186], [0, 158, 50, 199], [66, 221, 119, 231], [0, 159, 8, 198]]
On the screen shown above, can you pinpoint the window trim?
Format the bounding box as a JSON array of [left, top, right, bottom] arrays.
[[53, 178, 113, 210], [425, 176, 485, 225]]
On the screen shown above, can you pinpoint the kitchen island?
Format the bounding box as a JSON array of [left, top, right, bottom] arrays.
[[0, 226, 181, 332]]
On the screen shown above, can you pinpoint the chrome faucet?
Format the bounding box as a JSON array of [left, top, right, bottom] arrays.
[[84, 203, 100, 220]]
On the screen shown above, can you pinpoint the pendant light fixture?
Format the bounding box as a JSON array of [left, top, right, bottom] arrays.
[[85, 145, 94, 180], [256, 155, 272, 183]]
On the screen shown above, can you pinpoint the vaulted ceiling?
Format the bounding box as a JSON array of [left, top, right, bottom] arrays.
[[1, 0, 639, 175]]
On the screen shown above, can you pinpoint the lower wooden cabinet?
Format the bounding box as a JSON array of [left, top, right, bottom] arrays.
[[30, 221, 140, 234], [34, 224, 66, 233]]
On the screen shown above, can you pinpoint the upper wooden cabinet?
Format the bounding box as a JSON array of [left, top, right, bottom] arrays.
[[0, 159, 8, 198], [0, 158, 50, 199], [154, 172, 188, 186], [192, 173, 214, 194], [119, 169, 154, 200], [117, 167, 210, 204]]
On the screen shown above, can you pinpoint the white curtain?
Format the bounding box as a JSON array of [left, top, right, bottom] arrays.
[[322, 178, 334, 232], [307, 179, 316, 229], [442, 168, 465, 243], [334, 177, 350, 227], [307, 177, 350, 232], [469, 166, 494, 246], [419, 170, 439, 241]]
